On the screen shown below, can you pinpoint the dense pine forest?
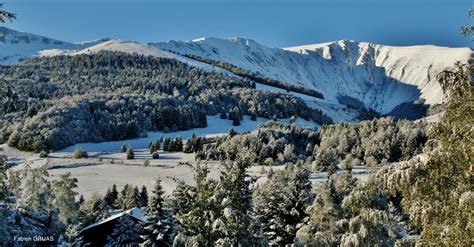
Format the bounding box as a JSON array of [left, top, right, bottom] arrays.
[[0, 51, 331, 151]]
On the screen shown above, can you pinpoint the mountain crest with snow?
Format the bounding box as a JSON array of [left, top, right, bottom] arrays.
[[1, 27, 471, 121]]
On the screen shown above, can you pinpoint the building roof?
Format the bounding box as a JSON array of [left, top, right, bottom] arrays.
[[79, 207, 146, 233]]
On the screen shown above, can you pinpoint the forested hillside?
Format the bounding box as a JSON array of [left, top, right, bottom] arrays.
[[198, 117, 427, 169], [0, 51, 331, 151]]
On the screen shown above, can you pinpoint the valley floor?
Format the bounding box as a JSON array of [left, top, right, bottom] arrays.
[[2, 144, 369, 199]]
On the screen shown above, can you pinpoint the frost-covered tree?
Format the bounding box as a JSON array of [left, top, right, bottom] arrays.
[[20, 164, 52, 213], [377, 62, 474, 245], [149, 141, 159, 154], [142, 179, 175, 246], [313, 147, 338, 172], [254, 163, 312, 245], [283, 144, 295, 163], [461, 8, 473, 40], [212, 159, 267, 246], [184, 133, 204, 153], [171, 164, 221, 246], [0, 154, 7, 202], [106, 215, 143, 246], [79, 192, 108, 227], [296, 173, 358, 245], [51, 172, 79, 225], [104, 184, 119, 209], [115, 184, 139, 210]]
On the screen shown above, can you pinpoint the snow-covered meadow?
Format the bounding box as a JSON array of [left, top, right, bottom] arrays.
[[59, 115, 319, 153]]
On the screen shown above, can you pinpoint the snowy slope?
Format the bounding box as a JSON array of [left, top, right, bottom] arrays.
[[40, 39, 234, 75], [152, 38, 472, 114], [2, 27, 470, 120], [0, 27, 108, 64]]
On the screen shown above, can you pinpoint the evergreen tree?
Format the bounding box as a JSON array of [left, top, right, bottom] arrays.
[[104, 184, 119, 208], [232, 113, 241, 126], [142, 179, 175, 246], [115, 184, 139, 210], [175, 137, 183, 152], [106, 215, 143, 246], [212, 159, 267, 246], [139, 185, 149, 208], [380, 62, 473, 245], [149, 141, 158, 154], [313, 148, 338, 172], [51, 172, 79, 226], [133, 186, 140, 207], [20, 164, 52, 213], [0, 155, 8, 202], [163, 137, 171, 152], [171, 164, 221, 246], [183, 133, 203, 153], [250, 112, 257, 121], [79, 192, 108, 226], [220, 107, 227, 119], [254, 164, 311, 245]]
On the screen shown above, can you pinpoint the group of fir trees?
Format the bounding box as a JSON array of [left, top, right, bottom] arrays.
[[163, 137, 183, 152], [183, 133, 204, 153], [200, 117, 427, 173]]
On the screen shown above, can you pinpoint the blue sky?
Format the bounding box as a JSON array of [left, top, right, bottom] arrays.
[[2, 0, 472, 48]]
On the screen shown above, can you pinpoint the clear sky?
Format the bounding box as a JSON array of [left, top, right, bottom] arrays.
[[2, 0, 472, 48]]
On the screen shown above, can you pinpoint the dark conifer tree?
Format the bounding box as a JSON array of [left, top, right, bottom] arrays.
[[104, 184, 119, 208], [220, 107, 227, 119], [139, 185, 149, 208]]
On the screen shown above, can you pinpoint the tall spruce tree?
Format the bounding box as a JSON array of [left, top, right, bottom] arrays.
[[212, 159, 267, 246], [139, 185, 149, 208], [104, 184, 119, 208], [172, 164, 221, 246], [142, 179, 175, 246], [254, 164, 312, 245], [51, 172, 79, 226]]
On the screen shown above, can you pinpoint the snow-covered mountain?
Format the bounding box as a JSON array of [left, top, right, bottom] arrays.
[[40, 39, 233, 75], [0, 27, 109, 64], [1, 27, 471, 122], [152, 37, 472, 114]]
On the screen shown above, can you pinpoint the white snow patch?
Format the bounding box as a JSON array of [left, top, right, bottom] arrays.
[[59, 115, 319, 153]]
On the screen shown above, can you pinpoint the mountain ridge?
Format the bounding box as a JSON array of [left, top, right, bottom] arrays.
[[1, 27, 471, 122], [152, 37, 471, 114]]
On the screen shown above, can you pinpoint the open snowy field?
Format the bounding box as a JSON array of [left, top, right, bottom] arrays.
[[59, 115, 320, 153], [3, 144, 368, 199]]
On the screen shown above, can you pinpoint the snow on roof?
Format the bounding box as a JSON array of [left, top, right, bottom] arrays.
[[79, 207, 146, 233]]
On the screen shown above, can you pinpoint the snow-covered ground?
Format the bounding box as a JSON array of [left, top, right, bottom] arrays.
[[3, 141, 368, 199], [59, 115, 320, 153], [154, 37, 471, 114], [39, 39, 235, 76], [0, 27, 107, 64]]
